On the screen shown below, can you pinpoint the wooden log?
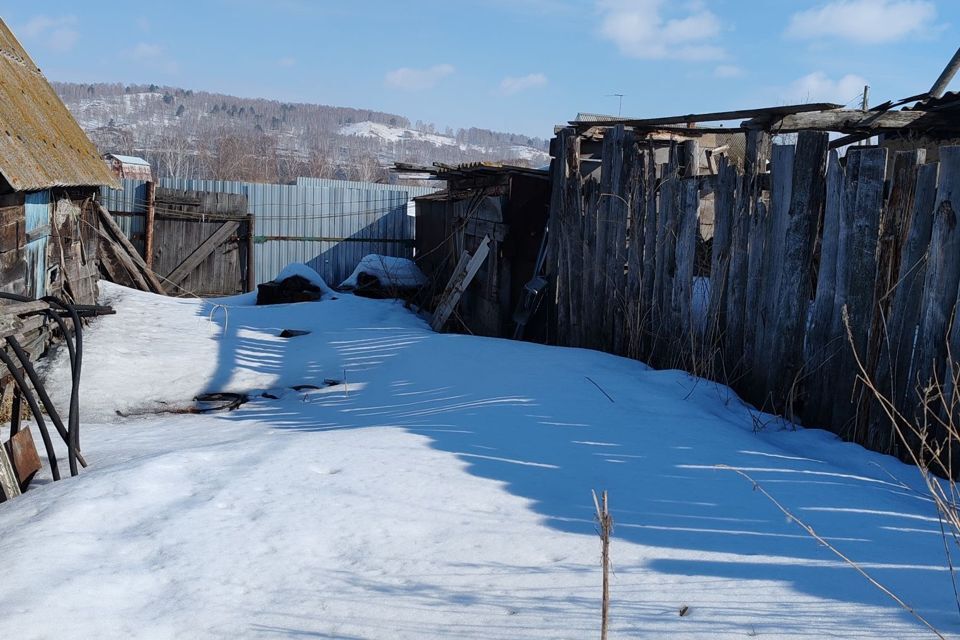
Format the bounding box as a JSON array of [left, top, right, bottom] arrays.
[[832, 146, 888, 436], [98, 225, 150, 291], [803, 150, 846, 428], [764, 132, 830, 419]]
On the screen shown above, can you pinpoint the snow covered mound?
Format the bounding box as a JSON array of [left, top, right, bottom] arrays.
[[340, 255, 427, 290], [5, 280, 956, 638], [273, 262, 335, 296]]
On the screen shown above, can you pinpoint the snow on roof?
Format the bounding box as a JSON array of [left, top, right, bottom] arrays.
[[106, 154, 151, 166]]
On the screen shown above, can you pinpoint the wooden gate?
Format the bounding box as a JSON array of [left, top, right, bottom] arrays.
[[150, 188, 253, 297]]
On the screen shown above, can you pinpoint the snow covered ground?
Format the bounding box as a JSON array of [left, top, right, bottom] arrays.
[[1, 277, 958, 638]]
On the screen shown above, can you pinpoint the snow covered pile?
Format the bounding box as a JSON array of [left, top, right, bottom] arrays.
[[2, 280, 956, 638], [340, 254, 427, 290], [273, 262, 336, 297]]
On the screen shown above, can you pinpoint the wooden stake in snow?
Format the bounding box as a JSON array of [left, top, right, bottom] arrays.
[[592, 489, 612, 640]]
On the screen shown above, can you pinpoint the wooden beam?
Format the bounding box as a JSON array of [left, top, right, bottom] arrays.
[[431, 236, 491, 332], [96, 204, 166, 294], [759, 109, 953, 133], [572, 102, 842, 128], [165, 220, 241, 287], [930, 46, 960, 99]]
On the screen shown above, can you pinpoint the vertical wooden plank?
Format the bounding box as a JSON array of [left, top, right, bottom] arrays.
[[598, 125, 626, 354], [864, 150, 925, 451], [831, 146, 887, 435], [804, 150, 845, 428], [723, 129, 764, 379], [887, 162, 938, 422], [612, 134, 639, 356], [565, 135, 584, 347], [546, 129, 570, 345], [765, 131, 830, 418], [581, 178, 599, 348], [652, 145, 680, 366], [625, 145, 646, 358], [749, 144, 795, 397], [911, 147, 960, 449], [639, 144, 659, 359], [705, 156, 736, 375], [673, 177, 700, 363]]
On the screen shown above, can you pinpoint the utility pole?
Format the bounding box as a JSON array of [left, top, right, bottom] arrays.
[[930, 46, 960, 98], [860, 85, 870, 146]]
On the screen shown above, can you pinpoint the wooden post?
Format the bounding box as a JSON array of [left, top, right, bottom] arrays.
[[0, 442, 21, 501], [930, 47, 960, 99], [592, 489, 612, 640], [145, 180, 156, 270], [246, 214, 256, 292]]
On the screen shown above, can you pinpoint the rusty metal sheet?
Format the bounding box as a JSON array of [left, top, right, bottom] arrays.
[[0, 20, 118, 191], [7, 427, 41, 491]]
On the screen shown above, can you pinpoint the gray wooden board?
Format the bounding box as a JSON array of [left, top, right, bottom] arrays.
[[831, 146, 887, 434]]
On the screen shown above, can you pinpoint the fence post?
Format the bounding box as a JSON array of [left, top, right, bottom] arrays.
[[144, 179, 156, 269], [246, 214, 256, 292]]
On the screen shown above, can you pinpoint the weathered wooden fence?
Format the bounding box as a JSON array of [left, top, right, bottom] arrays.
[[550, 124, 960, 470], [151, 189, 252, 297]]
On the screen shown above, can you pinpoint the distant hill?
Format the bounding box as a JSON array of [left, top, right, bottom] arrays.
[[53, 82, 551, 184]]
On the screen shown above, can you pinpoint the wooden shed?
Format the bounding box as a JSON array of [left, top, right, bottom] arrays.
[[102, 154, 153, 182], [0, 19, 118, 306], [404, 162, 551, 339]]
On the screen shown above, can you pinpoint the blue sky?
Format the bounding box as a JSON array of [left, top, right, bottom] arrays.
[[2, 1, 958, 137]]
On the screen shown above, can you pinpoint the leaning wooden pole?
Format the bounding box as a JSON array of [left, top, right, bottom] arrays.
[[930, 46, 960, 99]]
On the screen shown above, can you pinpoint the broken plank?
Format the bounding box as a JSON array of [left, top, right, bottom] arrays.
[[432, 236, 491, 332]]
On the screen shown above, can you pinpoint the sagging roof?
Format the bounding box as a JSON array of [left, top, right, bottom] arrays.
[[0, 19, 118, 191]]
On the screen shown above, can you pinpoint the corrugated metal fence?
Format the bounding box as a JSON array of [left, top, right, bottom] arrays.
[[100, 177, 438, 286]]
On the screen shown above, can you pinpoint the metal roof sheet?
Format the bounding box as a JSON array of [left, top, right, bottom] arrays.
[[0, 19, 118, 191], [105, 154, 151, 166]]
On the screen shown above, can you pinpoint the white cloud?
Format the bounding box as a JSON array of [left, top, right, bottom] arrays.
[[597, 0, 725, 61], [385, 64, 455, 90], [785, 0, 936, 44], [19, 15, 79, 52], [785, 71, 868, 104], [278, 56, 297, 67], [130, 42, 178, 74], [499, 73, 548, 95], [714, 64, 744, 78]]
